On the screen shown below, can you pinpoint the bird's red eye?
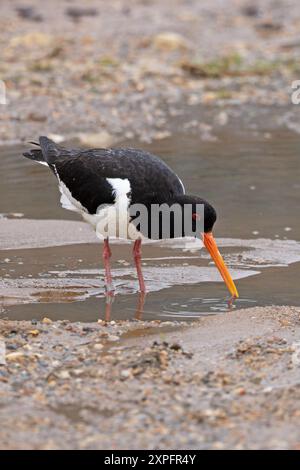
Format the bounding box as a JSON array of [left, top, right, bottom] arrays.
[[192, 213, 200, 221]]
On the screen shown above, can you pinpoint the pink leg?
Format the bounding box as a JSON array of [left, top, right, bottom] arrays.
[[103, 238, 114, 295], [104, 294, 114, 322], [133, 239, 146, 293], [135, 292, 146, 320]]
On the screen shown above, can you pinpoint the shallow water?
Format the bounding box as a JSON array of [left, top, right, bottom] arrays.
[[0, 118, 300, 321]]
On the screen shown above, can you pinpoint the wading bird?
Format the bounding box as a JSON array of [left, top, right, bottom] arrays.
[[23, 136, 239, 300]]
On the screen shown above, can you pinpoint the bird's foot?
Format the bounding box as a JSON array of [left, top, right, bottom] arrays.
[[227, 295, 237, 309]]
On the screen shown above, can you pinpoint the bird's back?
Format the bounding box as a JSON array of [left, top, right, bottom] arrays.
[[23, 137, 185, 215]]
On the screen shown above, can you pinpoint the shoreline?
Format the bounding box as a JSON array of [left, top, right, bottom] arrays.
[[1, 305, 300, 449]]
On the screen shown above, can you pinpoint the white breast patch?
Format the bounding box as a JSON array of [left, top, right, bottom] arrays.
[[106, 178, 131, 204], [94, 178, 132, 239]]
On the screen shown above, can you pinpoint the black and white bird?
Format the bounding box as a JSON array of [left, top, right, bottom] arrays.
[[23, 136, 239, 299]]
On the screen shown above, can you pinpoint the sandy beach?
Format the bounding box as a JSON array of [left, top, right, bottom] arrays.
[[1, 305, 300, 449]]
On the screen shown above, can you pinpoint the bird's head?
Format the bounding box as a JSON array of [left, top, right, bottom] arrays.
[[168, 194, 239, 299]]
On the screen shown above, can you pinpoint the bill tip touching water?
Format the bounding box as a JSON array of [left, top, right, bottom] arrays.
[[23, 136, 239, 303]]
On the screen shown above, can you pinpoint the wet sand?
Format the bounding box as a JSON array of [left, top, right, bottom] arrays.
[[0, 218, 97, 250], [1, 305, 300, 449], [1, 219, 300, 448], [2, 217, 300, 320]]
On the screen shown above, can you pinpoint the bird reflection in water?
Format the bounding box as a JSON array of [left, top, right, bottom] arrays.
[[103, 292, 147, 322]]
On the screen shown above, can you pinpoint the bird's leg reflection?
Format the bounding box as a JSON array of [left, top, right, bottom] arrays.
[[101, 292, 146, 322], [103, 237, 114, 295], [133, 239, 146, 293], [135, 292, 146, 320], [104, 294, 114, 322]]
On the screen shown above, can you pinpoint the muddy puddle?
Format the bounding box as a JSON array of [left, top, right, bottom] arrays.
[[0, 119, 300, 321]]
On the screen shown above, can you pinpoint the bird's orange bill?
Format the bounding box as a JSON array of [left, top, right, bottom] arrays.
[[203, 232, 239, 299]]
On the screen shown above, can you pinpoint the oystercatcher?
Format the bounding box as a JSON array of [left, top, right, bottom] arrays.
[[23, 136, 239, 299]]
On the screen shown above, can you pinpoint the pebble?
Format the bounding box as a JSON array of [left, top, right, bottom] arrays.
[[55, 369, 71, 380], [152, 32, 189, 51], [120, 369, 132, 379], [6, 351, 26, 362], [28, 330, 40, 336], [77, 131, 115, 148], [233, 387, 246, 396], [215, 111, 228, 126], [107, 335, 120, 342]]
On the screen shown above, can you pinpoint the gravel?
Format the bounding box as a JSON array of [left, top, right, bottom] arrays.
[[1, 306, 300, 449], [1, 0, 300, 144]]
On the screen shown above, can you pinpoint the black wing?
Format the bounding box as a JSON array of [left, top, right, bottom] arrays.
[[54, 155, 116, 213], [37, 137, 185, 214]]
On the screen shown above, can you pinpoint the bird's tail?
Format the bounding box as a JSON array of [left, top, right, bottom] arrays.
[[39, 136, 60, 163], [23, 141, 45, 163], [23, 136, 60, 165]]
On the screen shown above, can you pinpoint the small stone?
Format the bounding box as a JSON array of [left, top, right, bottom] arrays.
[[215, 111, 228, 126], [120, 369, 132, 379], [28, 330, 39, 337], [170, 343, 182, 351], [154, 131, 171, 140], [107, 335, 120, 342], [99, 331, 109, 338], [153, 32, 189, 51], [0, 340, 6, 365], [77, 131, 115, 148], [72, 368, 84, 376], [9, 32, 53, 48], [56, 370, 70, 379], [241, 5, 260, 17], [16, 6, 43, 22], [51, 360, 61, 368], [42, 317, 52, 324], [66, 7, 98, 20], [202, 92, 217, 103], [47, 134, 65, 144], [6, 352, 26, 362], [234, 387, 246, 396], [27, 112, 47, 122]]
